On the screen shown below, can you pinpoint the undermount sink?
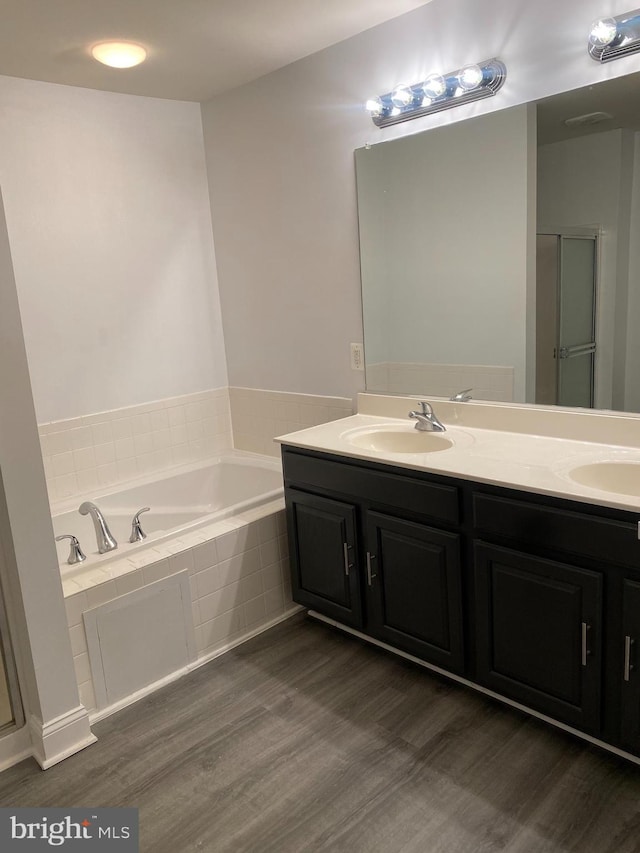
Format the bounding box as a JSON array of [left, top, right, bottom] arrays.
[[568, 461, 640, 496], [346, 427, 454, 454]]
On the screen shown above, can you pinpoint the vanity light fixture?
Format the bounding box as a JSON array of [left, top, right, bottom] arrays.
[[588, 8, 640, 61], [91, 41, 147, 68], [365, 57, 506, 128]]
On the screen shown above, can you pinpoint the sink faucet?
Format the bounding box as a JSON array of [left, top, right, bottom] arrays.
[[78, 501, 118, 553], [408, 401, 446, 432], [450, 388, 473, 402]]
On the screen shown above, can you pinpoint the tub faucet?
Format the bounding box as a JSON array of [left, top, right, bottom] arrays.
[[55, 534, 86, 565], [129, 507, 150, 543], [408, 401, 446, 432], [78, 501, 118, 553]]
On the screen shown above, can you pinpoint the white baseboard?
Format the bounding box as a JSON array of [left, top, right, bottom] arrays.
[[187, 605, 303, 673], [309, 610, 640, 768], [29, 705, 97, 770]]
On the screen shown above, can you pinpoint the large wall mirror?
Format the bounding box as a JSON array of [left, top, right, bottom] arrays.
[[356, 71, 640, 414]]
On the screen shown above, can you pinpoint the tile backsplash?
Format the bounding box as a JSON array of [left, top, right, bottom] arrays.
[[229, 387, 354, 456], [366, 362, 514, 403], [39, 389, 233, 504], [39, 386, 354, 504]]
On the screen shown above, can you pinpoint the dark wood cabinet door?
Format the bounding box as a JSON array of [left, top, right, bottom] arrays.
[[365, 512, 464, 673], [475, 542, 602, 733], [285, 488, 363, 628], [621, 578, 640, 751]]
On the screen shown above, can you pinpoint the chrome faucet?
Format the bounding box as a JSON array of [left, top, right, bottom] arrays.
[[55, 534, 86, 565], [408, 401, 446, 432], [78, 501, 118, 553], [129, 507, 150, 543], [450, 388, 473, 402]]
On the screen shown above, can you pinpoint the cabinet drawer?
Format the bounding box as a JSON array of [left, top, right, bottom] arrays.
[[473, 493, 640, 569], [283, 448, 460, 526]]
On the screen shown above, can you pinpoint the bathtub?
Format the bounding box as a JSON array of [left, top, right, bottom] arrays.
[[59, 449, 295, 716], [52, 452, 284, 571]]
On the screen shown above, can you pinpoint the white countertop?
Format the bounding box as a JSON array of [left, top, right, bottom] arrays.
[[275, 395, 640, 515]]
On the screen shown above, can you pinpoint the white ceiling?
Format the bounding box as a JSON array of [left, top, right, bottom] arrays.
[[0, 0, 434, 102]]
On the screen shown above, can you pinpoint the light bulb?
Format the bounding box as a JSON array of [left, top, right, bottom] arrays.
[[365, 97, 384, 117], [390, 85, 413, 108], [457, 64, 484, 92], [91, 41, 147, 68], [588, 17, 618, 47], [422, 74, 446, 100]]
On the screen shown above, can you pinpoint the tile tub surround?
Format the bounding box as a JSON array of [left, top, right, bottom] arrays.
[[229, 387, 354, 457], [39, 387, 353, 502], [39, 388, 233, 504], [46, 386, 350, 718], [64, 501, 296, 715]]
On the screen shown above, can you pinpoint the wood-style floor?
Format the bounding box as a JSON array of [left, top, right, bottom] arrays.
[[1, 613, 640, 852]]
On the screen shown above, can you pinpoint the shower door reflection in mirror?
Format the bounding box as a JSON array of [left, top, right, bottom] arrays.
[[557, 236, 598, 408], [536, 232, 598, 408]]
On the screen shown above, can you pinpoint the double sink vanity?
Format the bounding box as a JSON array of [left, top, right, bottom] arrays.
[[278, 393, 640, 762]]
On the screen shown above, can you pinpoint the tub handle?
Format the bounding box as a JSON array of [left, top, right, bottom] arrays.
[[129, 507, 151, 543], [55, 534, 86, 565]]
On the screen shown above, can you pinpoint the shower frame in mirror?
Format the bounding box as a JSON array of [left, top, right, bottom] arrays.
[[536, 228, 599, 411]]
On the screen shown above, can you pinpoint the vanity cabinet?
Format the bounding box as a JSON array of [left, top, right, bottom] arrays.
[[286, 488, 363, 628], [472, 489, 640, 737], [621, 579, 640, 751], [283, 448, 465, 674], [365, 512, 464, 671], [282, 445, 640, 758], [474, 542, 602, 733]]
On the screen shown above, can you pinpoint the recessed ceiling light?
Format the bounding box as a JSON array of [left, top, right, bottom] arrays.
[[91, 42, 147, 69]]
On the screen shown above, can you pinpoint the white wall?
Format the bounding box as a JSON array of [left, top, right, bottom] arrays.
[[0, 189, 94, 767], [0, 76, 228, 424], [201, 0, 640, 401]]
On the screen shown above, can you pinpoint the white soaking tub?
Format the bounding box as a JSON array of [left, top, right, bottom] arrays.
[[58, 450, 295, 717], [52, 452, 283, 571]]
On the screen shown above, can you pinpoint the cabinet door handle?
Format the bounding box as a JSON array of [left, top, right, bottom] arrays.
[[366, 552, 377, 586], [343, 542, 352, 576], [581, 622, 591, 667], [624, 635, 635, 682]]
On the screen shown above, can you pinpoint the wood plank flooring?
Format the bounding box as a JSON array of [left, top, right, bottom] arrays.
[[1, 612, 640, 852]]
